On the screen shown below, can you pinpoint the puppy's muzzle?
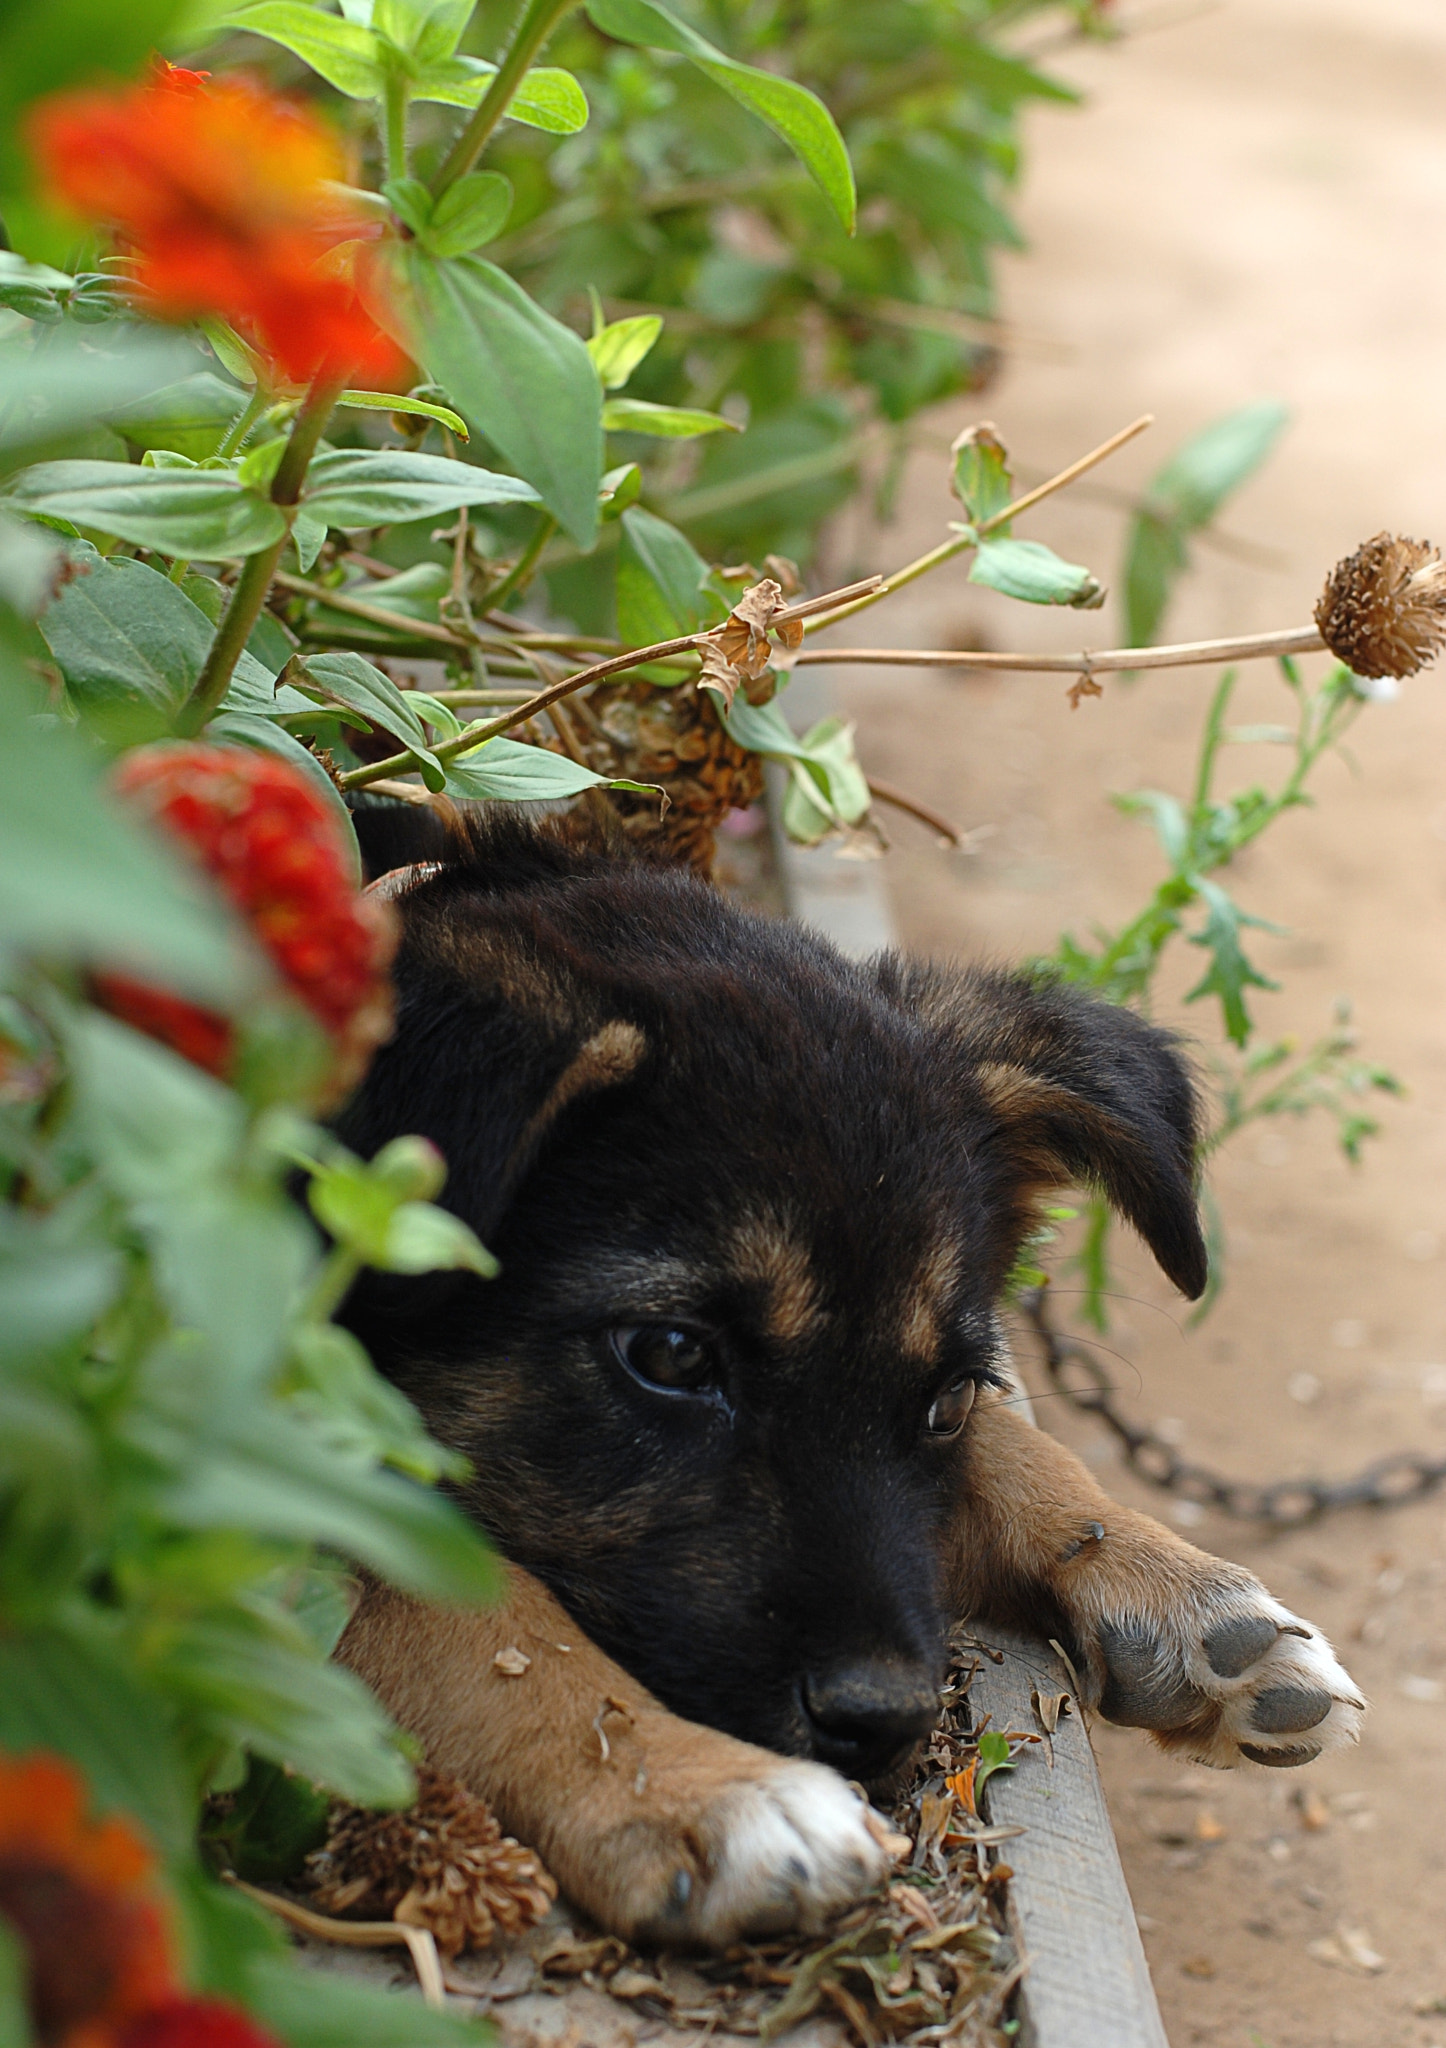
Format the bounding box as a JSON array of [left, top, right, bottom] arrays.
[[800, 1658, 940, 1780]]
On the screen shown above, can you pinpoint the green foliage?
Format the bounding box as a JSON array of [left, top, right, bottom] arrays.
[[1037, 658, 1403, 1330], [1123, 401, 1288, 647]]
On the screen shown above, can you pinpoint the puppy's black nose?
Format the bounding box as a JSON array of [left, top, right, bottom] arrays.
[[801, 1660, 939, 1778]]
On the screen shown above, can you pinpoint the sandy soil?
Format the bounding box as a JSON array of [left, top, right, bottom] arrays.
[[810, 3, 1446, 2041]]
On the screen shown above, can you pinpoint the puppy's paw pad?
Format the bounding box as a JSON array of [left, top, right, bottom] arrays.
[[691, 1762, 890, 1944]]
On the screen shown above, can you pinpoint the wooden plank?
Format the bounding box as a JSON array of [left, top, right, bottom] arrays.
[[969, 1629, 1170, 2048]]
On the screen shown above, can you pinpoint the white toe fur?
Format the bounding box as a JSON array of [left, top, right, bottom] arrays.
[[688, 1761, 889, 1944], [1190, 1593, 1365, 1769]]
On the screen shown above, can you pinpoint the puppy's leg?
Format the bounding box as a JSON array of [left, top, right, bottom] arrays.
[[338, 1567, 893, 1946], [951, 1389, 1365, 1768]]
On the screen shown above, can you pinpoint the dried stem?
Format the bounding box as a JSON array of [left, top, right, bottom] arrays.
[[222, 1875, 447, 2010], [795, 625, 1326, 677], [865, 777, 963, 845]]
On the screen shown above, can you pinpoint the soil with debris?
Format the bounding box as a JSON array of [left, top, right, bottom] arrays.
[[276, 1632, 1023, 2048], [815, 5, 1446, 2044]]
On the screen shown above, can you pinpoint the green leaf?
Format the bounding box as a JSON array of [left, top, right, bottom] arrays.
[[151, 1604, 413, 1804], [1123, 402, 1287, 646], [584, 0, 855, 232], [0, 1628, 192, 1855], [291, 511, 328, 574], [442, 736, 650, 804], [159, 1405, 500, 1607], [723, 695, 868, 833], [778, 715, 869, 844], [973, 1729, 1016, 1800], [293, 652, 447, 789], [951, 422, 1013, 526], [391, 247, 603, 547], [587, 313, 662, 390], [222, 2, 384, 96], [308, 1157, 496, 1277], [616, 505, 712, 645], [424, 171, 513, 257], [1185, 879, 1280, 1048], [0, 1920, 30, 2048], [300, 447, 540, 529], [39, 547, 269, 730], [0, 509, 62, 617], [0, 654, 251, 1004], [282, 1323, 464, 1484], [969, 535, 1105, 609], [200, 1754, 331, 1883], [603, 396, 737, 438], [414, 57, 590, 132], [6, 461, 287, 557], [112, 373, 251, 462], [340, 388, 468, 438], [244, 1953, 479, 2048], [1114, 788, 1190, 871], [0, 334, 200, 455]]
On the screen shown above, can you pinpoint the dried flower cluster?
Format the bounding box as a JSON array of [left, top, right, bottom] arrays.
[[1315, 532, 1446, 679], [305, 1765, 556, 1959], [572, 679, 765, 873], [697, 577, 804, 710]]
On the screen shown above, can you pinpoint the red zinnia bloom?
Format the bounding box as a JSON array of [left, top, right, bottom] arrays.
[[27, 64, 404, 385], [121, 1999, 285, 2048], [99, 743, 397, 1102], [0, 1753, 177, 2048]]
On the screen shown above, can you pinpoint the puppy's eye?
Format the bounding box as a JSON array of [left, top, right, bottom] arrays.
[[926, 1378, 977, 1438], [611, 1324, 719, 1395]]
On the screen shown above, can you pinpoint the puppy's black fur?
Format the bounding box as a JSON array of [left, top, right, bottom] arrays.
[[338, 811, 1205, 1780]]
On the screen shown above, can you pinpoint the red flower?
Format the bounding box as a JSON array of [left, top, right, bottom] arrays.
[[99, 743, 396, 1102], [0, 1753, 177, 2048], [27, 65, 404, 385], [121, 2000, 284, 2048]]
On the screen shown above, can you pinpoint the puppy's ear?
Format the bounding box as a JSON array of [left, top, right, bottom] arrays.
[[880, 960, 1208, 1300]]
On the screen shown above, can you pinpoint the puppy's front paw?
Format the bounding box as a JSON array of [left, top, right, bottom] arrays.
[[650, 1758, 894, 1946], [1060, 1542, 1365, 1769]]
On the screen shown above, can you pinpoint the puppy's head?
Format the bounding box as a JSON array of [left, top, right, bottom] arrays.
[[337, 815, 1205, 1782]]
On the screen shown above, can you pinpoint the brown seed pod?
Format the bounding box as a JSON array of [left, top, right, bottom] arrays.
[[305, 1764, 556, 1958], [570, 679, 765, 874], [1315, 532, 1446, 678]]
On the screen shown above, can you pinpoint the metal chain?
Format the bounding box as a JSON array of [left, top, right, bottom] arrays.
[[1019, 1287, 1446, 1527]]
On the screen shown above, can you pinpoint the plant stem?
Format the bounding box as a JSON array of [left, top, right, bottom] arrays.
[[430, 0, 581, 197], [801, 414, 1155, 635], [484, 511, 557, 613], [179, 374, 344, 736], [215, 385, 269, 461], [383, 71, 410, 182], [791, 626, 1325, 676]]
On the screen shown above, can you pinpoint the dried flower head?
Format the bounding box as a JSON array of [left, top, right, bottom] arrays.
[[697, 578, 803, 710], [27, 64, 403, 385], [0, 1752, 177, 2048], [1314, 532, 1446, 679], [305, 1766, 556, 1959]]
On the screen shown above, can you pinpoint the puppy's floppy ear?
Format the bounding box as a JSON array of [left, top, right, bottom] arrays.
[[880, 960, 1208, 1300]]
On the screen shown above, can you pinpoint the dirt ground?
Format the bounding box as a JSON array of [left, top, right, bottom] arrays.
[[810, 3, 1446, 2042]]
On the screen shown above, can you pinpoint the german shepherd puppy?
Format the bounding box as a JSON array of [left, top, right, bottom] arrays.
[[334, 813, 1363, 1948]]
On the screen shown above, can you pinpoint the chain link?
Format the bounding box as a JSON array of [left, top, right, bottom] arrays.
[[1019, 1287, 1446, 1527]]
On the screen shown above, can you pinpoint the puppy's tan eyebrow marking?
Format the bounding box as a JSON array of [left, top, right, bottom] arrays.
[[728, 1214, 824, 1346], [899, 1238, 961, 1361], [510, 1019, 647, 1167]]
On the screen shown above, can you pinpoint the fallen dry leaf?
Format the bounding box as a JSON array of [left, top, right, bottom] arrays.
[[1181, 1955, 1216, 1979], [1193, 1809, 1227, 1843], [1307, 1924, 1388, 1975], [1294, 1786, 1331, 1832], [493, 1646, 531, 1676]]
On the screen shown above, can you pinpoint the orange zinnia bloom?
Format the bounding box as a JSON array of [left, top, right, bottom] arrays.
[[0, 1752, 177, 2048], [27, 65, 404, 385]]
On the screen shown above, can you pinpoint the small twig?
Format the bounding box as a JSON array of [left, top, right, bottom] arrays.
[[795, 625, 1326, 677], [274, 570, 471, 650], [865, 777, 963, 846], [222, 1875, 448, 2010], [484, 511, 558, 615]]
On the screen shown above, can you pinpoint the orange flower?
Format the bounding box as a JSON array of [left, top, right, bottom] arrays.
[[27, 64, 404, 385], [0, 1753, 177, 2048]]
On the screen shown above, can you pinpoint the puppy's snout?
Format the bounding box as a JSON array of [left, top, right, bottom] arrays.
[[800, 1659, 939, 1779]]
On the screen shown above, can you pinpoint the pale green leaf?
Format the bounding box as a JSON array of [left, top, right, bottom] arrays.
[[603, 396, 737, 438], [616, 505, 712, 645], [423, 171, 513, 257], [300, 447, 540, 528], [970, 535, 1105, 609], [222, 2, 383, 96], [6, 460, 286, 557], [414, 56, 589, 132], [340, 388, 469, 438], [587, 313, 662, 390]]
